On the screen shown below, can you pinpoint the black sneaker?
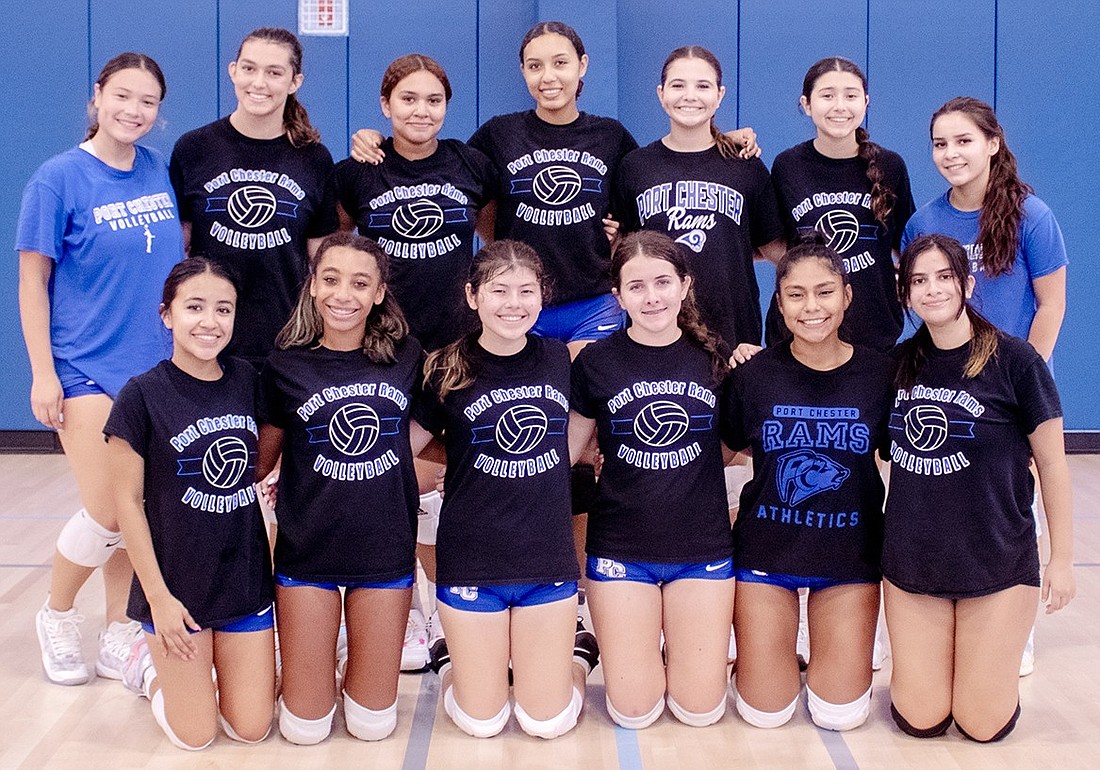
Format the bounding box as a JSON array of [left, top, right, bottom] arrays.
[[573, 617, 600, 676], [427, 616, 450, 676]]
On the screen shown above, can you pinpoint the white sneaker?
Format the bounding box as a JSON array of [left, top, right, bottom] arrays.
[[121, 636, 154, 697], [728, 625, 737, 664], [402, 609, 430, 672], [36, 604, 89, 685], [336, 623, 348, 681], [96, 620, 144, 680], [1019, 628, 1035, 677]]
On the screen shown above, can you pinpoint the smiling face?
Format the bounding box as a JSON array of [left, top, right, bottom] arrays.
[[521, 32, 588, 122], [615, 254, 689, 346], [777, 257, 851, 347], [92, 67, 162, 148], [801, 69, 867, 144], [310, 245, 386, 350], [162, 271, 236, 373], [467, 265, 543, 354], [658, 56, 725, 132], [932, 111, 1000, 196], [905, 246, 974, 328], [381, 69, 447, 151], [229, 39, 302, 123]]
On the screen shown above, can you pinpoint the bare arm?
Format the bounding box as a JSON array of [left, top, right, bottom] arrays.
[[1029, 417, 1075, 613], [476, 199, 497, 244], [336, 202, 356, 232], [256, 424, 285, 481], [1027, 267, 1066, 361], [108, 436, 200, 659], [568, 411, 597, 465], [180, 220, 192, 255], [18, 250, 63, 430]]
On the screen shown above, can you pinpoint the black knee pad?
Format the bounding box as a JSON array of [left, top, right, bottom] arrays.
[[956, 703, 1021, 743], [890, 702, 952, 738], [571, 463, 597, 516]]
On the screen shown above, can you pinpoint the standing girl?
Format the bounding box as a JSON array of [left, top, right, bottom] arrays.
[[18, 52, 183, 686], [417, 241, 592, 739], [884, 233, 1074, 741], [902, 97, 1067, 362], [767, 57, 915, 351], [107, 258, 274, 750], [721, 235, 892, 730], [613, 46, 785, 352], [171, 27, 339, 368], [257, 232, 428, 744], [334, 53, 497, 670], [569, 231, 734, 729]]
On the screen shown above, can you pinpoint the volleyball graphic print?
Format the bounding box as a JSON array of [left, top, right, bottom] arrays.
[[495, 405, 549, 455], [328, 403, 382, 457], [633, 400, 690, 448], [532, 165, 583, 205], [202, 436, 250, 489], [815, 209, 860, 253], [391, 198, 445, 239], [226, 185, 278, 228], [903, 404, 950, 452]]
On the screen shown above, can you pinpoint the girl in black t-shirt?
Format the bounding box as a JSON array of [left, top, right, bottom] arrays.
[[884, 234, 1075, 742], [170, 28, 339, 367], [613, 46, 786, 352], [569, 231, 734, 729], [417, 241, 589, 740], [767, 57, 915, 351], [106, 258, 274, 750], [768, 58, 915, 680], [256, 232, 433, 745], [722, 236, 892, 731]]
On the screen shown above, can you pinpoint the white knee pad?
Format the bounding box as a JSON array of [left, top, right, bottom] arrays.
[[278, 697, 335, 745], [151, 689, 214, 751], [417, 491, 441, 546], [605, 695, 664, 730], [56, 508, 123, 568], [219, 712, 271, 744], [343, 691, 398, 741], [667, 693, 727, 727], [806, 685, 871, 731], [443, 685, 510, 738], [515, 687, 582, 740], [735, 690, 798, 729]]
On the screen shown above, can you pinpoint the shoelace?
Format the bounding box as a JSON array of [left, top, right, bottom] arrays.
[[101, 622, 143, 661], [44, 613, 85, 661]]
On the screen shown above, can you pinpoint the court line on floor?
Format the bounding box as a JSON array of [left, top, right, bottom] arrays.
[[0, 563, 50, 569], [401, 670, 439, 770], [818, 728, 860, 770]]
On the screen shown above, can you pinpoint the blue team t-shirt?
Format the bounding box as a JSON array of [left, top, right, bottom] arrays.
[[15, 145, 183, 396], [901, 192, 1067, 341]]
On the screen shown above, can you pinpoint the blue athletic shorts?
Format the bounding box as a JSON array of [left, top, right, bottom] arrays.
[[140, 603, 274, 635], [734, 568, 873, 592], [531, 293, 625, 343], [275, 572, 415, 591], [587, 556, 734, 585], [437, 581, 578, 612], [55, 358, 107, 399]]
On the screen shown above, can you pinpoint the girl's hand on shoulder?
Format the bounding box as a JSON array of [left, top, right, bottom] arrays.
[[30, 373, 64, 431], [1042, 557, 1076, 614], [727, 127, 761, 159], [149, 594, 201, 661], [350, 129, 385, 164], [729, 343, 763, 368]]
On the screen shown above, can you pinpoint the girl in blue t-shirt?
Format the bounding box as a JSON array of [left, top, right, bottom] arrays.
[[17, 52, 183, 688], [107, 258, 274, 750], [902, 97, 1067, 361]]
